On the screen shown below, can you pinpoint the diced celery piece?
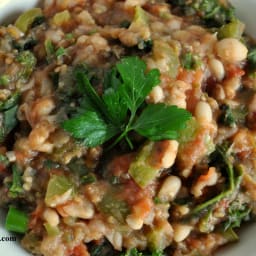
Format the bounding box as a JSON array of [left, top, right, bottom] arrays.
[[44, 223, 60, 236], [153, 40, 180, 78], [5, 206, 29, 233], [98, 190, 130, 223], [52, 10, 71, 26], [133, 6, 148, 26], [146, 223, 172, 251], [218, 19, 245, 40], [221, 227, 239, 242], [15, 8, 42, 33], [45, 175, 73, 207], [177, 117, 198, 145], [128, 142, 160, 188]]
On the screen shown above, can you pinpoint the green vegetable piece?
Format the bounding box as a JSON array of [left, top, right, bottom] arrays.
[[198, 210, 214, 233], [0, 75, 10, 86], [153, 40, 180, 78], [9, 164, 23, 198], [52, 10, 71, 26], [178, 117, 198, 145], [0, 93, 19, 142], [98, 191, 130, 223], [221, 227, 239, 242], [0, 105, 18, 142], [15, 8, 43, 33], [16, 50, 37, 80], [128, 142, 159, 188], [56, 47, 67, 58], [218, 19, 245, 40], [0, 92, 19, 111], [181, 52, 201, 70], [45, 175, 74, 207], [133, 6, 148, 25], [45, 39, 55, 56], [5, 206, 29, 233], [44, 223, 60, 236]]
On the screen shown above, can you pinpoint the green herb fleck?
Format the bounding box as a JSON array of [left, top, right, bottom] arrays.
[[9, 164, 23, 198], [223, 200, 251, 231]]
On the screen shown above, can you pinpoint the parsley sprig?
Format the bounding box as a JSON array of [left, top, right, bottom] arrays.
[[62, 56, 191, 148]]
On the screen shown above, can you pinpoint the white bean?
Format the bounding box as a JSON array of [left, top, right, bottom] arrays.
[[155, 140, 179, 169], [59, 196, 94, 219], [216, 38, 248, 63], [173, 223, 192, 242], [223, 77, 241, 99], [194, 101, 213, 124], [126, 214, 144, 230], [43, 208, 60, 227], [148, 85, 164, 103], [158, 175, 182, 202], [208, 58, 225, 81]]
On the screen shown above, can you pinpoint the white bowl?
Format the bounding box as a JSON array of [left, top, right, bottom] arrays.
[[0, 0, 255, 255]]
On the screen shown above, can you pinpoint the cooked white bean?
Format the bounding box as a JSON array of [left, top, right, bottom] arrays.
[[195, 101, 213, 124], [43, 208, 60, 227], [191, 167, 218, 198], [158, 175, 182, 202], [58, 196, 94, 219], [216, 38, 248, 63], [46, 188, 73, 207], [154, 140, 179, 169], [223, 77, 241, 99], [126, 214, 144, 230], [148, 85, 164, 103], [173, 223, 192, 242], [208, 58, 225, 81], [6, 151, 16, 162]]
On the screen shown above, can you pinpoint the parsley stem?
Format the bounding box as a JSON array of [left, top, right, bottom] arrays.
[[125, 135, 133, 149]]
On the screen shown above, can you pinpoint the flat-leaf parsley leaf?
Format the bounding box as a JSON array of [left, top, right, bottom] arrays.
[[62, 56, 192, 148]]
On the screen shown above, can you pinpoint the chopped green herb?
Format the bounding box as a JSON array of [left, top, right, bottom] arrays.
[[120, 20, 131, 28], [81, 173, 97, 184], [5, 206, 29, 233], [0, 104, 19, 143], [16, 50, 37, 80], [191, 144, 242, 214], [137, 39, 153, 51], [181, 52, 201, 70], [223, 200, 251, 231], [31, 15, 46, 28], [62, 57, 191, 149], [56, 47, 67, 58], [121, 248, 165, 256], [9, 164, 23, 198], [247, 47, 256, 71], [0, 154, 9, 166], [219, 104, 247, 127], [171, 0, 235, 27]]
